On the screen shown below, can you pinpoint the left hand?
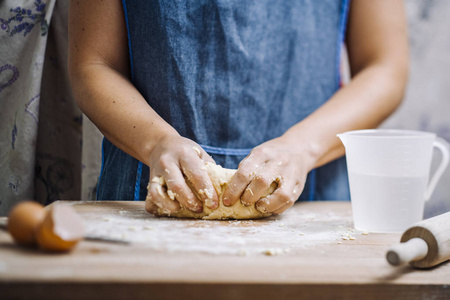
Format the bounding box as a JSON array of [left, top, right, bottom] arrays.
[[222, 136, 316, 214]]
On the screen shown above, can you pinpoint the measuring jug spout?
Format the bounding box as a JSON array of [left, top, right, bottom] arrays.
[[337, 133, 348, 148]]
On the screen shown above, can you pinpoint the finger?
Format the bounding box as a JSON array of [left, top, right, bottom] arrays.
[[222, 169, 253, 206], [180, 157, 219, 209], [240, 166, 277, 206], [222, 156, 263, 206], [255, 194, 287, 214], [148, 177, 181, 214], [222, 148, 265, 206], [145, 199, 158, 214], [195, 146, 215, 164], [272, 182, 303, 214], [163, 165, 203, 213], [255, 181, 301, 214], [272, 202, 294, 215], [201, 154, 215, 164]]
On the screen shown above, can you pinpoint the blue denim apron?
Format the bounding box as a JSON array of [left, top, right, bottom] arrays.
[[97, 0, 351, 201]]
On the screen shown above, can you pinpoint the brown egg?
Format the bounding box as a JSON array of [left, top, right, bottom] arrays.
[[8, 201, 46, 246], [36, 204, 85, 252]]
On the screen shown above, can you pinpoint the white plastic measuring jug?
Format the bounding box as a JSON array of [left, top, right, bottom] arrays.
[[337, 129, 449, 233]]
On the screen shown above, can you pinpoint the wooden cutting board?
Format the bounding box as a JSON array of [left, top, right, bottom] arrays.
[[0, 201, 448, 300]]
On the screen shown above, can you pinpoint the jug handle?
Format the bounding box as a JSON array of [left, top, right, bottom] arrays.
[[425, 137, 450, 201]]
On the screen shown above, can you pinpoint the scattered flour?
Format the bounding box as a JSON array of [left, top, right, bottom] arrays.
[[79, 205, 367, 256]]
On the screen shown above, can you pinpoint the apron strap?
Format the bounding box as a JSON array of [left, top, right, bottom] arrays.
[[199, 144, 252, 156]]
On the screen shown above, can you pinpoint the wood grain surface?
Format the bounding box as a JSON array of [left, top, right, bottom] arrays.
[[0, 201, 449, 300]]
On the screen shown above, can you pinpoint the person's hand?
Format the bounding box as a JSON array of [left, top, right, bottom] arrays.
[[222, 136, 316, 214], [145, 134, 219, 215]]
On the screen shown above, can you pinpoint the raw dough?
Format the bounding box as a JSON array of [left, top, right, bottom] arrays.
[[148, 162, 276, 220]]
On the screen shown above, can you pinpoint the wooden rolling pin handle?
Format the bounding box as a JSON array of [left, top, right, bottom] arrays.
[[386, 238, 428, 266], [387, 211, 450, 268]]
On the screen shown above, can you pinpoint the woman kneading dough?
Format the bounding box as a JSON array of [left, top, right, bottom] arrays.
[[68, 0, 409, 219]]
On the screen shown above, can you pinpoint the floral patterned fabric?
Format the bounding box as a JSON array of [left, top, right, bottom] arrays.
[[0, 0, 56, 216], [0, 0, 101, 216], [1, 1, 48, 37]]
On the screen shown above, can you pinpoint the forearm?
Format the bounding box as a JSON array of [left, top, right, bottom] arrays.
[[281, 61, 408, 170], [280, 0, 409, 171], [70, 64, 179, 165]]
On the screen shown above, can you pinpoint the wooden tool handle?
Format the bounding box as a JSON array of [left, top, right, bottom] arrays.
[[386, 238, 428, 266], [388, 211, 450, 269]]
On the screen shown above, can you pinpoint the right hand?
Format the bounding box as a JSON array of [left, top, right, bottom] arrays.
[[145, 135, 219, 215]]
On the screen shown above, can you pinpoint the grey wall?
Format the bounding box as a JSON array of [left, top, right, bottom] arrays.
[[382, 0, 450, 217]]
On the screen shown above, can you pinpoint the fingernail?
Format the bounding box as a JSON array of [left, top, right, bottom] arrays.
[[210, 200, 219, 209], [194, 205, 203, 213], [223, 198, 230, 206], [256, 204, 268, 213], [204, 198, 212, 207]]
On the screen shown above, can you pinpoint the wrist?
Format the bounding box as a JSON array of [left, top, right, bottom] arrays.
[[144, 128, 180, 166], [278, 133, 322, 172]]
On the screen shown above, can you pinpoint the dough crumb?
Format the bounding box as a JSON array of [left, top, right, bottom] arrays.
[[193, 146, 201, 156], [341, 233, 356, 240], [204, 198, 214, 208], [167, 189, 176, 201], [257, 205, 268, 213], [262, 248, 288, 256], [151, 176, 165, 185], [156, 185, 165, 197], [204, 188, 214, 200]]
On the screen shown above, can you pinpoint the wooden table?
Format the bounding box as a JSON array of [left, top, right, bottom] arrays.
[[0, 201, 449, 300]]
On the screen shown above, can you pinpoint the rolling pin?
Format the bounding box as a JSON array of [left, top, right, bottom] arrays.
[[386, 211, 450, 269]]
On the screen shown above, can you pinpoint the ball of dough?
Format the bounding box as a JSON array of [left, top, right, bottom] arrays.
[[147, 162, 275, 220]]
